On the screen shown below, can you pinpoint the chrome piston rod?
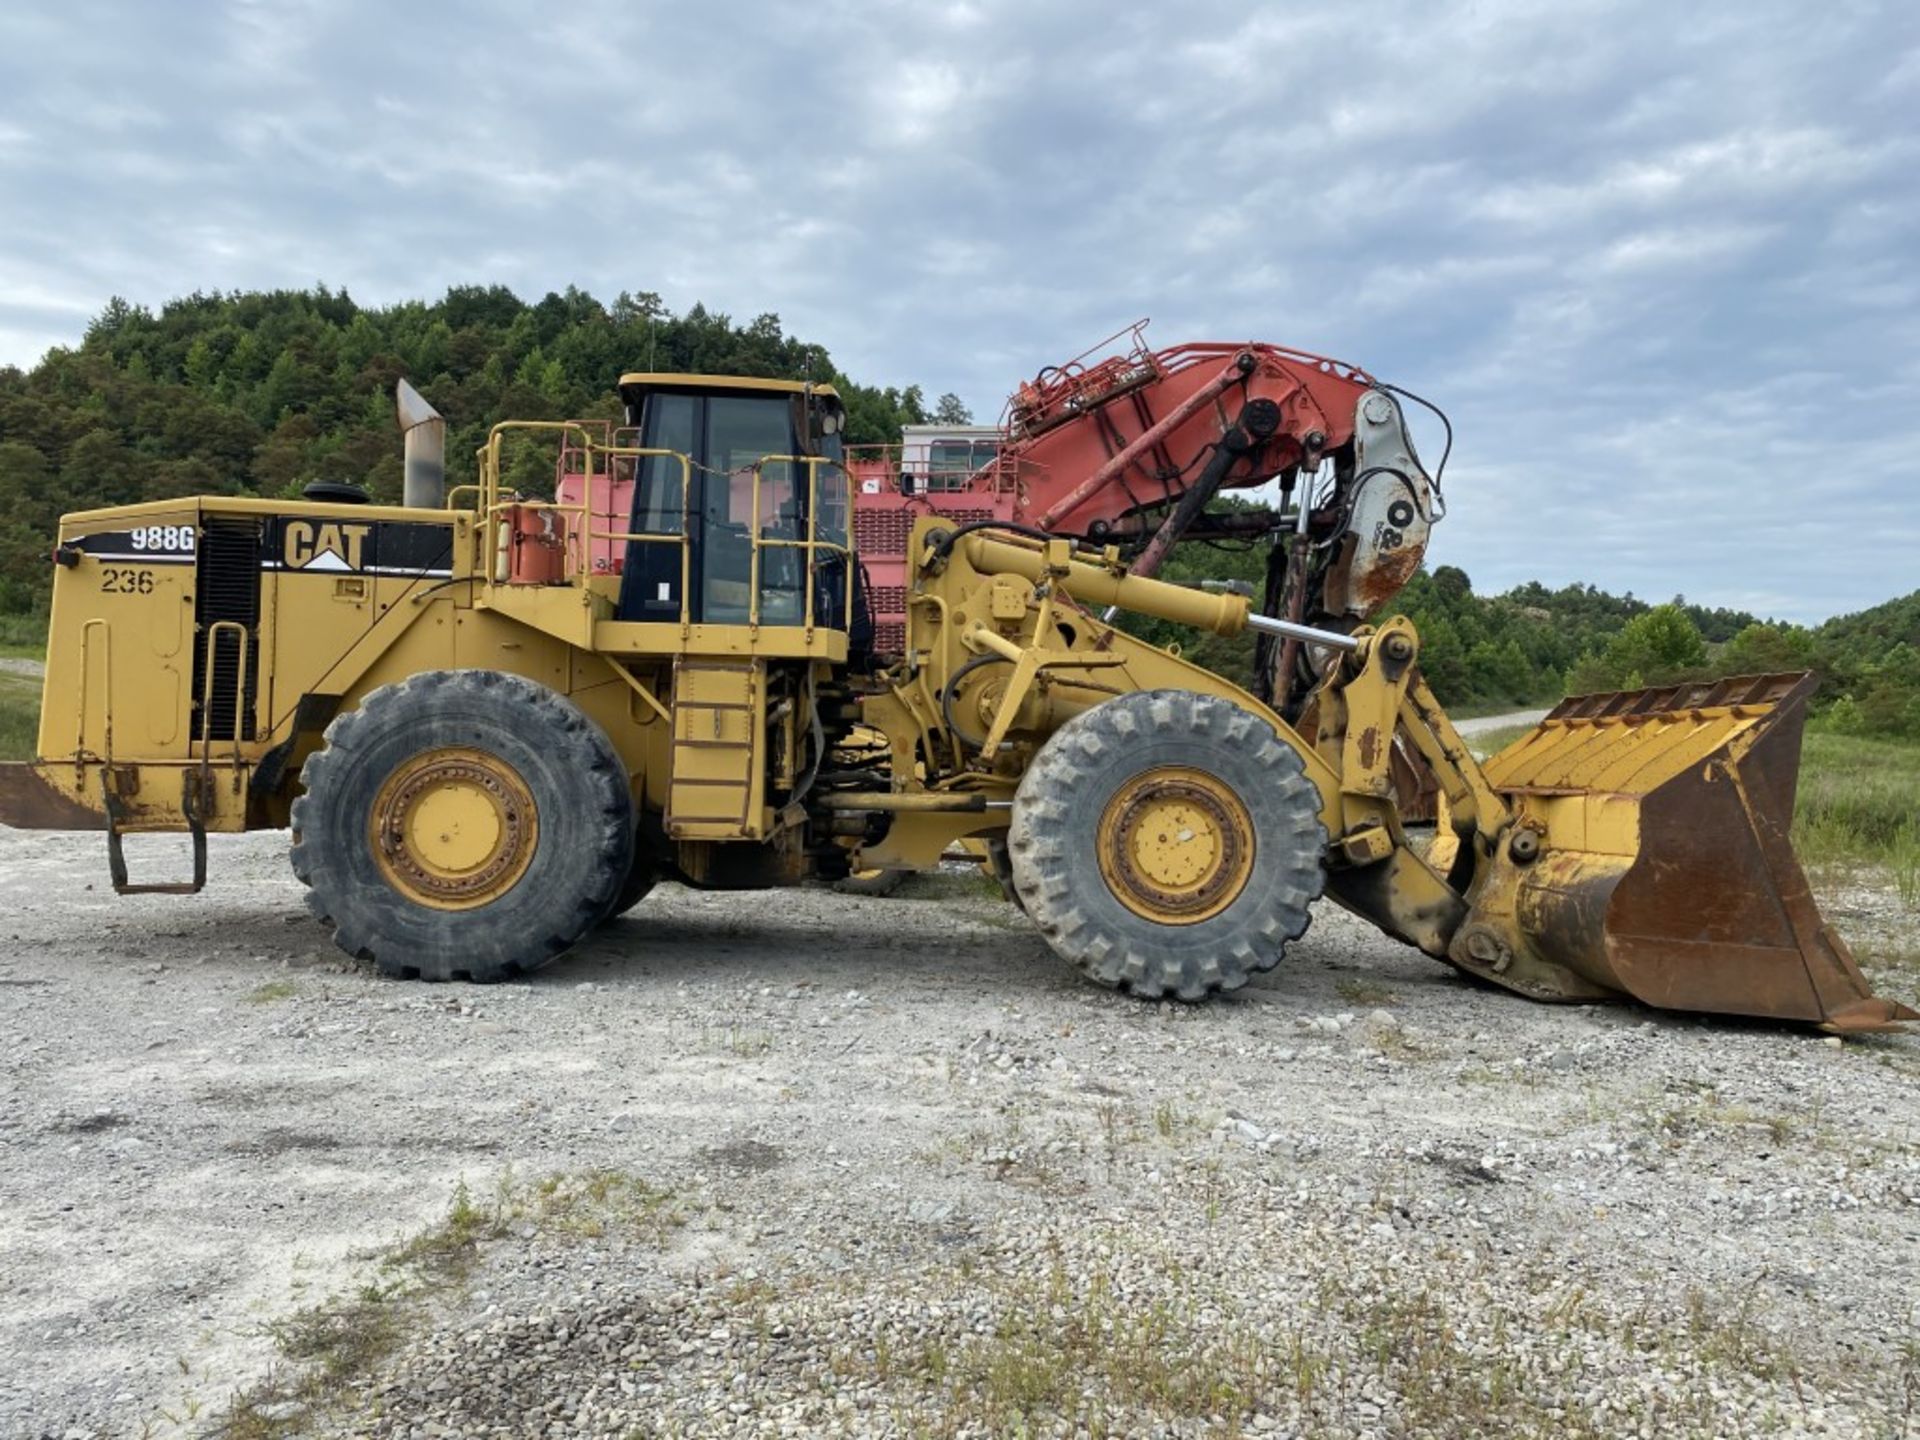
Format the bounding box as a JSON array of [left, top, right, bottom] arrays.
[[1244, 611, 1360, 652]]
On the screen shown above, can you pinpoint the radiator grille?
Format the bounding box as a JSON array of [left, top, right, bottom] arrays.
[[853, 509, 910, 557], [192, 517, 261, 742], [852, 507, 1001, 562]]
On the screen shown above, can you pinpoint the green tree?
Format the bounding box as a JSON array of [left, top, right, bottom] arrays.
[[1570, 603, 1707, 692], [1718, 622, 1816, 676]]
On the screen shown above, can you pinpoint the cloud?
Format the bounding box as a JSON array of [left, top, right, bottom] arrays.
[[0, 0, 1914, 619]]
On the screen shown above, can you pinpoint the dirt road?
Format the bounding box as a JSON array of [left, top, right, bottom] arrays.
[[1452, 707, 1551, 736], [3, 826, 1917, 1438]]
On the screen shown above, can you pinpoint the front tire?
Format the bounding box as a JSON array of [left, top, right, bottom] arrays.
[[1008, 690, 1326, 1001], [291, 670, 635, 981]]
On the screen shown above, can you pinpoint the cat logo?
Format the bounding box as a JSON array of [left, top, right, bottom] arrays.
[[283, 521, 372, 572]]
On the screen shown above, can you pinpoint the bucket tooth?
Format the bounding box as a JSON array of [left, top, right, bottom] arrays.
[[1450, 673, 1915, 1030]]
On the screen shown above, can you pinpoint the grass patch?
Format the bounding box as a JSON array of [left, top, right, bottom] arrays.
[[1794, 730, 1920, 908], [1466, 722, 1539, 759], [0, 612, 47, 652], [696, 1024, 774, 1057], [1335, 978, 1399, 1007], [524, 1168, 685, 1241], [383, 1178, 511, 1279], [851, 1252, 1269, 1435], [245, 979, 301, 1005], [214, 1168, 682, 1437], [0, 671, 40, 762], [1635, 1083, 1814, 1151], [1363, 1019, 1426, 1061], [831, 1240, 1807, 1439], [1856, 940, 1920, 975]]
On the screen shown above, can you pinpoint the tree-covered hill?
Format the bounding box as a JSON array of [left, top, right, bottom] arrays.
[[0, 285, 943, 614]]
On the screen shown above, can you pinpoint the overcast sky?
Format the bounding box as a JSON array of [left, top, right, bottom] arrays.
[[1, 1, 1915, 622]]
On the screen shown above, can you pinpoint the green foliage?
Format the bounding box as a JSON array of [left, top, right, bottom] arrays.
[[1808, 592, 1920, 741], [1793, 730, 1920, 906], [0, 672, 38, 760], [1718, 621, 1818, 676], [0, 285, 935, 617], [1565, 603, 1709, 692]]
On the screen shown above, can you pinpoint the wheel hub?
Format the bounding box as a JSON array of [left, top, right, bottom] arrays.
[[370, 747, 538, 910], [1097, 766, 1255, 924]]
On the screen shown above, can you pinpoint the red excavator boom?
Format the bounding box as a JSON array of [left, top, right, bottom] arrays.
[[849, 321, 1445, 707]]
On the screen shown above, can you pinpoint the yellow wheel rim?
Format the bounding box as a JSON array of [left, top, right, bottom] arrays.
[[1096, 765, 1255, 925], [369, 746, 538, 911]]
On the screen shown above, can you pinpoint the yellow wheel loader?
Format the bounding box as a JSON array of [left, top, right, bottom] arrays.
[[0, 374, 1908, 1031]]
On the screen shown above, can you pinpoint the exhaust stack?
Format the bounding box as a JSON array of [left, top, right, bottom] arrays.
[[396, 379, 445, 509]]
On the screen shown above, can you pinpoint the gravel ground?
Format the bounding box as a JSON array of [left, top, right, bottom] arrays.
[[3, 825, 1918, 1439]]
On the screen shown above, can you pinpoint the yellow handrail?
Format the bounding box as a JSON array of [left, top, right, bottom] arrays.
[[751, 455, 854, 634], [469, 429, 853, 637], [199, 620, 251, 772], [77, 618, 111, 768], [472, 426, 694, 619]]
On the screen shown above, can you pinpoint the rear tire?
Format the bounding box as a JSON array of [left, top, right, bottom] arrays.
[[291, 670, 635, 981], [1008, 690, 1325, 1001]]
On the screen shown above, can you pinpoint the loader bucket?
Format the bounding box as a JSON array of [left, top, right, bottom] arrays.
[[1453, 672, 1915, 1032]]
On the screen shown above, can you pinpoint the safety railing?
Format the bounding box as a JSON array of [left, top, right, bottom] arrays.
[[845, 442, 1015, 498], [473, 421, 692, 607], [470, 424, 851, 633], [746, 455, 854, 632]]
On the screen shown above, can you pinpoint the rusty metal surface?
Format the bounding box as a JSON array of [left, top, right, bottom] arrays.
[[1463, 672, 1915, 1031], [0, 763, 106, 831], [1389, 736, 1439, 824]]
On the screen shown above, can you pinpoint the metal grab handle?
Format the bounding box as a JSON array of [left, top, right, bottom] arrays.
[[198, 620, 252, 768], [76, 618, 111, 766]]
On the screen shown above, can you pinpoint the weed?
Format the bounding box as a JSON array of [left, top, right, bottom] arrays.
[[214, 1166, 681, 1436], [856, 1253, 1264, 1434], [245, 979, 301, 1005], [1467, 722, 1539, 759], [1638, 1088, 1811, 1151], [967, 868, 1010, 902], [1893, 825, 1920, 910], [0, 672, 40, 763], [0, 613, 47, 652], [385, 1178, 507, 1278], [1683, 1284, 1787, 1382], [525, 1168, 684, 1241], [1335, 978, 1399, 1006], [1794, 732, 1920, 900], [697, 1024, 774, 1056], [1364, 1021, 1425, 1061], [268, 1293, 405, 1381]]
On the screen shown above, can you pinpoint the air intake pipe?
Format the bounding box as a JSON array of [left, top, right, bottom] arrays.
[[395, 379, 445, 509]]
